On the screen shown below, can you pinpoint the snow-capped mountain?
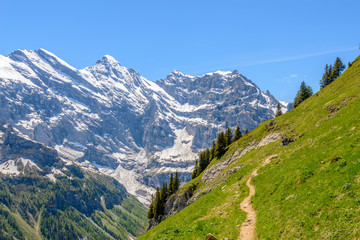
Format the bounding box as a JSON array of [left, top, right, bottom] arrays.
[[0, 49, 289, 204]]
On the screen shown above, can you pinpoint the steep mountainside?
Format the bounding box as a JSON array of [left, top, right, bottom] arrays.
[[157, 70, 290, 132], [139, 56, 360, 239], [0, 122, 147, 239], [0, 49, 288, 204]]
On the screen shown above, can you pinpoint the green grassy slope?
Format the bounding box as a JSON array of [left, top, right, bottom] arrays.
[[139, 56, 360, 239]]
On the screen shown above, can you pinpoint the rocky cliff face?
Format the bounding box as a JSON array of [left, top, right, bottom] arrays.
[[0, 49, 289, 204], [0, 121, 64, 175]]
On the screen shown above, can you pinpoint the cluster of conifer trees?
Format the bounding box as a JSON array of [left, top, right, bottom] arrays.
[[294, 57, 346, 108], [191, 125, 244, 179], [147, 126, 248, 221], [320, 57, 346, 89], [147, 172, 181, 220]]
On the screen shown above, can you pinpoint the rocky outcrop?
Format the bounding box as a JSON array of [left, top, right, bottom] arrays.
[[0, 122, 64, 173], [149, 132, 283, 226], [205, 233, 218, 240]]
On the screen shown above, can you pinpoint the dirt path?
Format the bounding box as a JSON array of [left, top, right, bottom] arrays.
[[238, 155, 277, 240]]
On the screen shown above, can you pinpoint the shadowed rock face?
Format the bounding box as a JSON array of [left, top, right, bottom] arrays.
[[0, 49, 289, 204], [0, 122, 64, 174]]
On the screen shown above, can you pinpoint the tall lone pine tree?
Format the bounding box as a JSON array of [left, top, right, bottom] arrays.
[[293, 81, 313, 108], [275, 102, 283, 117], [233, 126, 243, 141]]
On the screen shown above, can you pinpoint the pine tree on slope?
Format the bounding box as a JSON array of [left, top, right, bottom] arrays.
[[209, 140, 216, 161], [245, 128, 249, 135], [169, 173, 174, 195], [191, 159, 198, 179], [293, 81, 313, 108], [332, 57, 346, 80], [173, 172, 180, 193], [147, 194, 155, 219], [153, 187, 161, 219], [320, 57, 346, 89], [275, 102, 283, 117], [215, 131, 226, 158], [233, 125, 243, 141], [225, 127, 233, 147]]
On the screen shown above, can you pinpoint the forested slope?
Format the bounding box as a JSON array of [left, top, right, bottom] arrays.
[[0, 123, 147, 240]]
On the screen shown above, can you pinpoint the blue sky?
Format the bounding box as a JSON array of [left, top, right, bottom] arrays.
[[0, 0, 359, 102]]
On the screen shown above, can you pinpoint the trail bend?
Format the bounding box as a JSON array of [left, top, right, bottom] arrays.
[[238, 155, 277, 240]]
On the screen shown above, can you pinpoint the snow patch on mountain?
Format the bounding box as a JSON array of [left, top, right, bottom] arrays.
[[0, 158, 41, 175], [0, 160, 20, 175], [156, 127, 197, 163]]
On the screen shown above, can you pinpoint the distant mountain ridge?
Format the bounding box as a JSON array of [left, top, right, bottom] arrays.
[[0, 49, 290, 204]]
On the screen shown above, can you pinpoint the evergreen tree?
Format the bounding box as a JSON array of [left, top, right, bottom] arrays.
[[245, 128, 249, 135], [233, 125, 242, 141], [332, 57, 346, 79], [328, 65, 334, 84], [200, 149, 210, 173], [193, 148, 212, 179], [275, 102, 283, 117], [320, 57, 346, 89], [196, 151, 205, 176], [293, 81, 313, 108], [215, 131, 226, 158], [149, 171, 183, 220], [173, 172, 180, 193], [320, 64, 331, 89], [169, 173, 174, 195], [159, 181, 168, 214], [204, 148, 210, 165], [209, 140, 216, 161], [160, 181, 168, 203], [225, 127, 233, 147], [191, 159, 198, 179], [147, 194, 155, 219], [153, 187, 161, 219]]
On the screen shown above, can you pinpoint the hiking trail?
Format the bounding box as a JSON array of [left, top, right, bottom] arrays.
[[238, 155, 277, 240]]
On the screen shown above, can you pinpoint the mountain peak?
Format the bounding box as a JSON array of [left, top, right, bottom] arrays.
[[171, 69, 182, 74], [168, 70, 194, 78], [96, 55, 120, 66], [170, 69, 185, 75], [36, 48, 57, 57], [204, 70, 232, 76]]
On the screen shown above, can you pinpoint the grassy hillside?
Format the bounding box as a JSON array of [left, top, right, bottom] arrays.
[[138, 56, 360, 240]]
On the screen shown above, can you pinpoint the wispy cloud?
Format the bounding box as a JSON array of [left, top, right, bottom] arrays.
[[185, 46, 358, 76], [238, 47, 358, 67], [281, 73, 299, 83]]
